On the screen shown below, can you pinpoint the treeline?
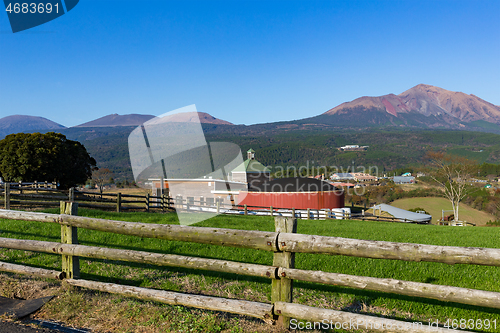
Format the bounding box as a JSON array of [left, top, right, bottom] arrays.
[[465, 188, 500, 217], [479, 163, 500, 178], [207, 129, 500, 176], [347, 185, 444, 207]]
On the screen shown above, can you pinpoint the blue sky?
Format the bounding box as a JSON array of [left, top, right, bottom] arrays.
[[1, 0, 499, 127]]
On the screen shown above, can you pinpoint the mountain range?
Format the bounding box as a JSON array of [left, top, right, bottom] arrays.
[[0, 112, 233, 138], [1, 84, 499, 138]]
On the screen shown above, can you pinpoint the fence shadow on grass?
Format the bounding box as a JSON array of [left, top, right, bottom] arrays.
[[294, 280, 500, 316]]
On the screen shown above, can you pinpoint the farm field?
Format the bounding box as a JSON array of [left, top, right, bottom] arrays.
[[1, 209, 500, 332], [391, 197, 497, 226]]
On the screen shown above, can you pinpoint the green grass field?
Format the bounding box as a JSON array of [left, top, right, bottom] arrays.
[[1, 209, 500, 332], [391, 197, 497, 226]]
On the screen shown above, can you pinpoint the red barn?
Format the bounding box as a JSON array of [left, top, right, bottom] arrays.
[[238, 177, 344, 210]]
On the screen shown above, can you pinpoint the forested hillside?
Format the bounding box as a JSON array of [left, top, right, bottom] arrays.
[[52, 126, 500, 182]]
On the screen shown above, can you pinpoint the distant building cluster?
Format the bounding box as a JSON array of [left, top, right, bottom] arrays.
[[338, 145, 369, 151], [330, 172, 378, 182], [391, 176, 416, 184]]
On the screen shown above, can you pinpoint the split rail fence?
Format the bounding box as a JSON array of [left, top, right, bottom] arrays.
[[0, 203, 499, 332], [0, 183, 172, 213], [1, 183, 413, 223]]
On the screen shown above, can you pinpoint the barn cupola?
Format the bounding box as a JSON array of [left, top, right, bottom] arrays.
[[247, 148, 255, 160]]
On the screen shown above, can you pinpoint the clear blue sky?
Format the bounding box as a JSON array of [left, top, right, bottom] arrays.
[[1, 0, 499, 127]]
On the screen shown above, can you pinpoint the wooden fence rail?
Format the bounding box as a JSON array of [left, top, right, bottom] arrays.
[[66, 279, 274, 321], [0, 206, 495, 331]]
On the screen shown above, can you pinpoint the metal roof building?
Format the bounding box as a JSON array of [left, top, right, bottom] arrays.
[[371, 204, 431, 223], [392, 176, 416, 184]]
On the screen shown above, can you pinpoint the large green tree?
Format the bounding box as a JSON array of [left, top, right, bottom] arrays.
[[0, 132, 96, 189]]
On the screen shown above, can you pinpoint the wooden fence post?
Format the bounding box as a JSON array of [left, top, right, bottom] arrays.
[[292, 208, 295, 219], [4, 183, 10, 210], [216, 201, 220, 214], [60, 201, 79, 279], [307, 208, 310, 220], [244, 204, 247, 215], [68, 187, 75, 202], [270, 206, 273, 217], [164, 194, 171, 211], [272, 216, 297, 328], [146, 193, 150, 212], [117, 193, 122, 213]]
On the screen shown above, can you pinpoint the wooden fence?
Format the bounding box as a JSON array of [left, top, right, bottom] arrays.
[[0, 182, 441, 224], [0, 184, 172, 213], [0, 184, 374, 223], [0, 204, 499, 332]]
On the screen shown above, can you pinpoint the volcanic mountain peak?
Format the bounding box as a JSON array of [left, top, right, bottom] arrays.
[[75, 114, 156, 127], [324, 84, 500, 125], [75, 112, 233, 128], [162, 112, 233, 125]]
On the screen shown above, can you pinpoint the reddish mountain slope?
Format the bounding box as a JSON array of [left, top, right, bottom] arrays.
[[324, 84, 500, 125]]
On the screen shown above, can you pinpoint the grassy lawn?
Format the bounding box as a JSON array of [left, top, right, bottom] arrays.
[[1, 209, 500, 332], [391, 197, 497, 226]]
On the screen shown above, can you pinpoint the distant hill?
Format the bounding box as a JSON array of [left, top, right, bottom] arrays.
[[75, 112, 233, 127], [0, 115, 66, 138], [58, 126, 500, 182]]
